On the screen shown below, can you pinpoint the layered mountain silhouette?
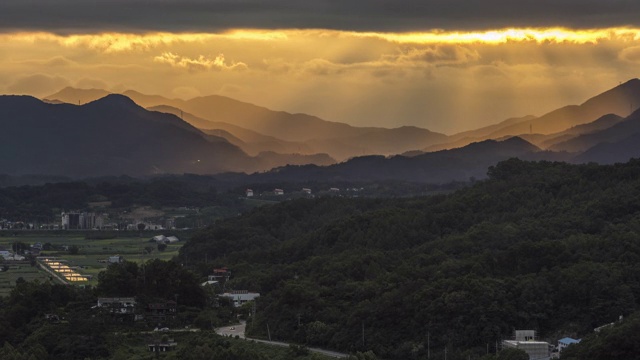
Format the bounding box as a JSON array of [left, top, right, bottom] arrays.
[[46, 88, 448, 161], [425, 79, 640, 151], [1, 78, 636, 182], [0, 95, 334, 177], [244, 137, 545, 183]]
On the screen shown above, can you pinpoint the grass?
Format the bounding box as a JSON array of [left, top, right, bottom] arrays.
[[0, 263, 50, 297], [0, 233, 185, 290]]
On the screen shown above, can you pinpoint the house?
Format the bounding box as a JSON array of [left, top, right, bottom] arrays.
[[96, 297, 137, 314], [246, 189, 254, 197], [147, 301, 177, 322], [274, 188, 284, 195], [502, 330, 552, 360], [302, 188, 312, 195], [166, 236, 179, 243], [557, 338, 581, 353], [148, 340, 177, 352], [153, 235, 168, 243], [210, 267, 231, 282], [108, 255, 124, 264], [220, 290, 260, 307]]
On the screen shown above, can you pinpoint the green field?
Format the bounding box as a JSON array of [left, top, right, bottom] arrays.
[[0, 233, 185, 291], [0, 262, 51, 297]]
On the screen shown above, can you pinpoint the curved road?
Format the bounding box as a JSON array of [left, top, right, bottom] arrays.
[[216, 322, 349, 358]]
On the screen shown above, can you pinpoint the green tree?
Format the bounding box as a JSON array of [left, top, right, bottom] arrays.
[[497, 348, 528, 360]]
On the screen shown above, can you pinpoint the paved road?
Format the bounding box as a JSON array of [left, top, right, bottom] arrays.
[[216, 322, 349, 358]]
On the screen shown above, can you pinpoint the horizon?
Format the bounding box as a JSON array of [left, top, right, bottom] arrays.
[[1, 1, 640, 134]]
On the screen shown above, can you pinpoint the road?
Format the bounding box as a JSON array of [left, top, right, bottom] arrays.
[[216, 322, 349, 358]]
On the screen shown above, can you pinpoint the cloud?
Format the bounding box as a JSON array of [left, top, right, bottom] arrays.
[[153, 52, 248, 72], [619, 46, 640, 63], [1, 1, 640, 33], [391, 46, 481, 65], [7, 74, 70, 96]]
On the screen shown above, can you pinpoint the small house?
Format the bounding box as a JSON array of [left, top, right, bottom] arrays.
[[558, 338, 581, 352]]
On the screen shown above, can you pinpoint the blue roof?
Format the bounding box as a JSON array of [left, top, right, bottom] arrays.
[[559, 338, 581, 344]]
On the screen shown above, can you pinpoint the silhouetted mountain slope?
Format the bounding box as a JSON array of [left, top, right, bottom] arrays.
[[426, 80, 640, 151], [549, 113, 638, 153], [489, 79, 640, 137], [47, 88, 450, 160], [248, 137, 543, 183], [539, 113, 624, 149], [446, 115, 536, 143], [573, 133, 640, 164], [0, 95, 254, 177]]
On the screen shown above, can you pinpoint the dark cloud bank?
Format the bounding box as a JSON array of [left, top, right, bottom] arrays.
[[2, 0, 639, 33]]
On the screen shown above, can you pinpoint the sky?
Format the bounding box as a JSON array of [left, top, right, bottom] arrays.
[[2, 0, 640, 134]]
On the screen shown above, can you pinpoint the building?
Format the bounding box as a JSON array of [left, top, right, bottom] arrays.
[[62, 211, 104, 229], [148, 340, 177, 352], [503, 330, 552, 360], [557, 338, 581, 353], [246, 189, 254, 197], [96, 297, 137, 314], [210, 267, 231, 282], [108, 255, 124, 264], [220, 290, 260, 307], [302, 188, 312, 194], [147, 301, 177, 322], [274, 188, 284, 195]]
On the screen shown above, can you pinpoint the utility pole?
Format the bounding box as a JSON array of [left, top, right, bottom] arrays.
[[427, 332, 430, 359], [362, 321, 365, 348], [444, 346, 447, 360], [267, 323, 272, 341]]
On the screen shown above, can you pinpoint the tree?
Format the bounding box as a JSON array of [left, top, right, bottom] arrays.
[[68, 245, 79, 255], [497, 348, 529, 360], [157, 243, 167, 252]]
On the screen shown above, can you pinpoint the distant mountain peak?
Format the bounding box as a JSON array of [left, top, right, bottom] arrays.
[[85, 94, 140, 110]]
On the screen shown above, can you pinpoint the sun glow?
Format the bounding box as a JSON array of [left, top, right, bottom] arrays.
[[3, 27, 640, 53]]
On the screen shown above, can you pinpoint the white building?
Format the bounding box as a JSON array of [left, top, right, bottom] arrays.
[[274, 189, 284, 196], [220, 290, 260, 307], [246, 189, 254, 197], [503, 330, 552, 360]]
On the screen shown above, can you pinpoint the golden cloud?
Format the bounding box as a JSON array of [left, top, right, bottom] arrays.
[[619, 46, 640, 63], [3, 27, 640, 55], [153, 52, 248, 72]]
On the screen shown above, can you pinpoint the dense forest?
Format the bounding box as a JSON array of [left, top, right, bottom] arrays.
[[181, 158, 640, 359]]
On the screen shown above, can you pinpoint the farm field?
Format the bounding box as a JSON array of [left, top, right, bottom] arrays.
[[0, 262, 50, 297], [0, 232, 186, 290]]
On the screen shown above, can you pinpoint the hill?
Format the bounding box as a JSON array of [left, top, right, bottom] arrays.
[[0, 95, 254, 177], [181, 158, 640, 359], [424, 79, 640, 151], [550, 110, 640, 155], [245, 137, 544, 184], [47, 88, 449, 160]]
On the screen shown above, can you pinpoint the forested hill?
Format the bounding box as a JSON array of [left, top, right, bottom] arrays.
[[181, 158, 640, 359]]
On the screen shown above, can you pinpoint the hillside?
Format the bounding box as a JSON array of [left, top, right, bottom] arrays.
[[245, 137, 545, 184], [0, 95, 255, 176], [488, 78, 640, 137], [550, 110, 640, 154], [424, 79, 640, 151], [181, 158, 640, 359], [47, 88, 450, 160]]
